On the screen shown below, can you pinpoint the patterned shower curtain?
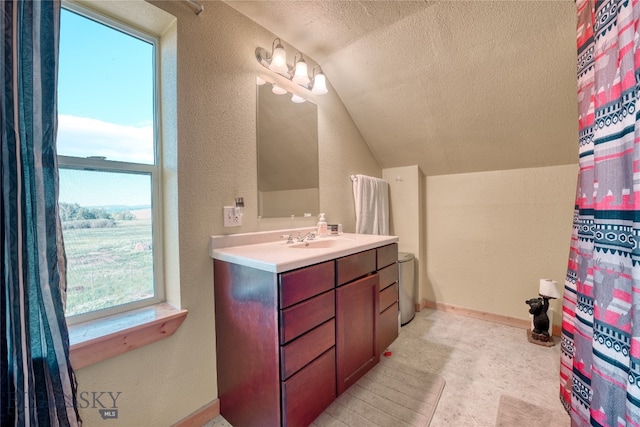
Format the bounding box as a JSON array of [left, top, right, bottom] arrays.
[[561, 0, 640, 425], [1, 0, 81, 425]]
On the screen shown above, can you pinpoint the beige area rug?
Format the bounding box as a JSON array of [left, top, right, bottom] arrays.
[[495, 395, 569, 427], [311, 357, 446, 427]]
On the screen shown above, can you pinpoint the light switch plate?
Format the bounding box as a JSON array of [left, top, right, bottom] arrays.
[[223, 206, 242, 227]]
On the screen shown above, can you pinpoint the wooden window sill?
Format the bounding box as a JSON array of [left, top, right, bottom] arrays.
[[68, 303, 188, 370]]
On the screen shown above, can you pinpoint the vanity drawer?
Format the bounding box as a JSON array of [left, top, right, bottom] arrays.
[[379, 282, 398, 313], [377, 243, 398, 269], [378, 262, 398, 291], [280, 290, 335, 344], [280, 319, 335, 380], [279, 261, 335, 309], [336, 249, 376, 286], [281, 347, 336, 427], [378, 302, 398, 354]]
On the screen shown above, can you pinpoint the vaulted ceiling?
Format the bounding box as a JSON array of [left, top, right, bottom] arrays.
[[224, 0, 578, 176]]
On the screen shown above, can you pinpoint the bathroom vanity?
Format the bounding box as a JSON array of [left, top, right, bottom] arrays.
[[210, 230, 399, 427]]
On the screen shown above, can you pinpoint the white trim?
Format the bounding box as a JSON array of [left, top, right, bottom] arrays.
[[62, 1, 157, 46]]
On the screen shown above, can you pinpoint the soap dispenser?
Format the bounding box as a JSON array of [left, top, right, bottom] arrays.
[[317, 213, 328, 237]]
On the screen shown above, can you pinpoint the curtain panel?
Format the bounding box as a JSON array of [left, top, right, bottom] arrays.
[[561, 0, 640, 425], [1, 0, 80, 425]]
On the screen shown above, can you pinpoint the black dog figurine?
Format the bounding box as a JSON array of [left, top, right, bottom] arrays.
[[525, 297, 550, 342]]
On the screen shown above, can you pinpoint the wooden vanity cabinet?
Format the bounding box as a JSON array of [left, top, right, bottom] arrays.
[[214, 259, 336, 427], [214, 242, 399, 426]]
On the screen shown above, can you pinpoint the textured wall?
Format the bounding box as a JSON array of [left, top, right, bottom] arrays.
[[225, 1, 578, 176], [425, 164, 578, 326], [74, 1, 380, 425]]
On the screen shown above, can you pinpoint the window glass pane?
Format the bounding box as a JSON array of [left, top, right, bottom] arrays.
[[59, 169, 154, 317], [58, 5, 160, 320], [57, 8, 155, 164]]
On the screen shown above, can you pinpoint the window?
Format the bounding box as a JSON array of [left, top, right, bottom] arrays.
[[58, 3, 163, 323]]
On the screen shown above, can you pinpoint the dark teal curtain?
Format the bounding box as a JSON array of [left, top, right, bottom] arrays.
[[1, 0, 81, 425]]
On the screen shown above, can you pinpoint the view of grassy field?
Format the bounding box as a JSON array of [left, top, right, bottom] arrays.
[[63, 217, 154, 317]]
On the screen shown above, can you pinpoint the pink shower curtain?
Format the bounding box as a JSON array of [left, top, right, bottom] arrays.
[[561, 0, 640, 424]]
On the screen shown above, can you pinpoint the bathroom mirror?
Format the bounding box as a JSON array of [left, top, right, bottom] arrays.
[[256, 83, 319, 218]]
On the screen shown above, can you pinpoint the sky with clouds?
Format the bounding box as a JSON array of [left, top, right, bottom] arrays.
[[57, 8, 154, 206]]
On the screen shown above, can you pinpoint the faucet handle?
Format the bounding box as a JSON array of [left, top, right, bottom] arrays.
[[281, 234, 294, 244]]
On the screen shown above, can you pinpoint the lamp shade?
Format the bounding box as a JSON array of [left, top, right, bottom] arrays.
[[271, 84, 287, 95], [311, 72, 328, 94], [292, 58, 310, 85], [539, 279, 561, 299], [269, 41, 288, 74], [291, 94, 306, 103]]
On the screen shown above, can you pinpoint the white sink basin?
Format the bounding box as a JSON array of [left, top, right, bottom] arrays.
[[289, 238, 352, 249], [211, 230, 398, 273]]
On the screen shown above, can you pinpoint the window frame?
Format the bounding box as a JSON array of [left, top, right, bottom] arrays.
[[59, 1, 165, 326]]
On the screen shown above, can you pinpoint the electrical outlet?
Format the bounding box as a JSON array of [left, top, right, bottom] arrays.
[[223, 206, 242, 227]]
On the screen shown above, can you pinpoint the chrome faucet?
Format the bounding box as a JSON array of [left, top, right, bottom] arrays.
[[281, 234, 295, 244], [297, 231, 316, 242]]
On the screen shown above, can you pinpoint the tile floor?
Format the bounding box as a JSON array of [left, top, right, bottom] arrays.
[[204, 308, 568, 426]]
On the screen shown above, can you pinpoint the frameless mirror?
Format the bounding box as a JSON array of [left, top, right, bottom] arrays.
[[256, 83, 319, 218]]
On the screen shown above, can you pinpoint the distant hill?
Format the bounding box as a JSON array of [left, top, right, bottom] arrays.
[[84, 205, 151, 214]]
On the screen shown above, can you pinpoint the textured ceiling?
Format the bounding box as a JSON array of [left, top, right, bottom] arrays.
[[224, 0, 578, 176]]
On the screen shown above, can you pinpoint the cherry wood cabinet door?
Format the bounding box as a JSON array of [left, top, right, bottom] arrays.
[[336, 273, 380, 395]]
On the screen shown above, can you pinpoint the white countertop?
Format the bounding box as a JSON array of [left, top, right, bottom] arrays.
[[210, 229, 398, 273]]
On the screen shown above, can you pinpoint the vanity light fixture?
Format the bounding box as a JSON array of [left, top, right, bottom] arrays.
[[256, 38, 328, 95]]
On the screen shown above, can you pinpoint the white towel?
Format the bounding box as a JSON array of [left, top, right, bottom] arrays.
[[352, 174, 389, 235]]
